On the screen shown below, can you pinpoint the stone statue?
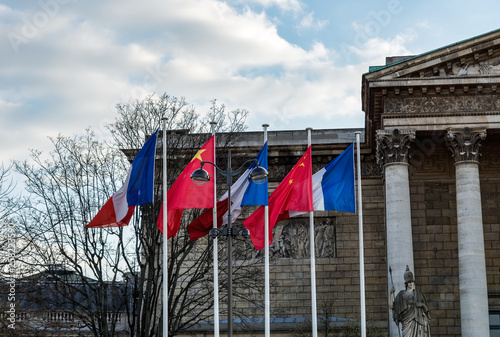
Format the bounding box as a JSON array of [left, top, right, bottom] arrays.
[[388, 266, 431, 337]]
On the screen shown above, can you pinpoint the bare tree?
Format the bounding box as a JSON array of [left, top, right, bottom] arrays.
[[107, 93, 258, 337], [12, 93, 262, 337], [13, 129, 129, 337], [0, 164, 18, 274], [0, 164, 22, 222], [291, 297, 384, 337], [0, 164, 26, 261]]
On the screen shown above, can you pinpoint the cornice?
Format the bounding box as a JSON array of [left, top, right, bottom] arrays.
[[365, 33, 500, 80], [368, 75, 500, 87]]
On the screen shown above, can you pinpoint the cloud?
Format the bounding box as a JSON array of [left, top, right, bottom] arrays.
[[0, 0, 378, 169], [233, 0, 303, 13], [297, 12, 329, 31], [347, 30, 416, 64], [416, 21, 430, 29]]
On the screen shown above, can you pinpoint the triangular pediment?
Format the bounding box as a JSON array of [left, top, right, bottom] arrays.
[[365, 28, 500, 81], [361, 29, 500, 151]]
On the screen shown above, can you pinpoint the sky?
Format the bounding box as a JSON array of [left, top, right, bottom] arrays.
[[1, 0, 500, 168]]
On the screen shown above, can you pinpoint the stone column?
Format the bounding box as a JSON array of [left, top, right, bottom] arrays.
[[376, 129, 415, 337], [446, 128, 489, 337]]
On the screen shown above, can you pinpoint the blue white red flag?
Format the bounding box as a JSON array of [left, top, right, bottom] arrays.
[[86, 129, 158, 228], [312, 143, 355, 213], [289, 143, 355, 218], [187, 142, 268, 240], [241, 141, 268, 207]]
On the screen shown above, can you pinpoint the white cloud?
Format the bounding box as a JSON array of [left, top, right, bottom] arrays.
[[0, 0, 416, 169], [233, 0, 303, 13], [417, 21, 430, 29], [347, 32, 416, 64], [0, 4, 13, 16], [297, 12, 328, 31]]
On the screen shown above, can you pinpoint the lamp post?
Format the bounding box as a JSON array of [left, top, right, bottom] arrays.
[[191, 149, 268, 337]]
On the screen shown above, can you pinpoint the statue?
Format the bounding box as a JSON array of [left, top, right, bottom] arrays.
[[388, 266, 431, 337]]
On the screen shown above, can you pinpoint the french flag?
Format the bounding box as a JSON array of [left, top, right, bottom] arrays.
[[290, 143, 355, 217], [312, 143, 355, 213], [187, 142, 268, 240], [86, 130, 158, 228], [223, 141, 268, 224]]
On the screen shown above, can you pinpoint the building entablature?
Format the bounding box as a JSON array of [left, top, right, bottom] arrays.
[[364, 29, 500, 337], [362, 28, 500, 151]]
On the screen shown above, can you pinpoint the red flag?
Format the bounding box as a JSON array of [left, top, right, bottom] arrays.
[[157, 136, 215, 238], [186, 143, 269, 241], [243, 146, 313, 250], [187, 199, 229, 241]]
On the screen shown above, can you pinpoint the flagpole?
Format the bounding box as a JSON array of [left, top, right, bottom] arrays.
[[263, 124, 270, 337], [161, 117, 168, 337], [306, 127, 318, 337], [210, 121, 219, 337], [355, 131, 367, 337]]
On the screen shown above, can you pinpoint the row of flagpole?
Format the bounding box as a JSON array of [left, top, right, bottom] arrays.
[[178, 126, 365, 337], [85, 119, 365, 337]]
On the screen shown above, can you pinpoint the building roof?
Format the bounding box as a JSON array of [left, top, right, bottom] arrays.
[[365, 28, 500, 75]]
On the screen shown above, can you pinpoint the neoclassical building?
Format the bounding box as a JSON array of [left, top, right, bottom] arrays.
[[201, 28, 500, 337], [362, 28, 500, 337], [10, 29, 499, 337]]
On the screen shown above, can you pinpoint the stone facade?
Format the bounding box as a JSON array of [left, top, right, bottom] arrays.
[[180, 29, 500, 337], [4, 27, 498, 337], [362, 28, 500, 337]]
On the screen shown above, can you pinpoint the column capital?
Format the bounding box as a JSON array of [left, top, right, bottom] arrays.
[[446, 128, 487, 163], [376, 129, 415, 166]]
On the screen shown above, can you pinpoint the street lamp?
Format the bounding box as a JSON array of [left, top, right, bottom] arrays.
[[191, 149, 268, 337]]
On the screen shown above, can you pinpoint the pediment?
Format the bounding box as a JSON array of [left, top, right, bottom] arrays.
[[450, 55, 500, 76], [365, 29, 500, 81], [361, 29, 500, 151]]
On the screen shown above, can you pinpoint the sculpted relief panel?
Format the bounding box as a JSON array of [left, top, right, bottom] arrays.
[[258, 218, 337, 259], [384, 95, 500, 114], [451, 56, 500, 75]]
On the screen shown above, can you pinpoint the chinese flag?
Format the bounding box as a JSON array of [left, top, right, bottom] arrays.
[[186, 199, 229, 241], [243, 146, 313, 250], [157, 136, 215, 238], [186, 142, 268, 241]]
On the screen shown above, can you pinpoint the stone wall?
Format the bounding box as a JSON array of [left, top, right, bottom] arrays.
[[225, 178, 388, 335], [178, 132, 500, 337]]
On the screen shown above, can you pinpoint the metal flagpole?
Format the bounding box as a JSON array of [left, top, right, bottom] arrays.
[[210, 121, 219, 337], [263, 124, 270, 337], [161, 117, 168, 337], [355, 131, 367, 337], [306, 127, 318, 337]]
